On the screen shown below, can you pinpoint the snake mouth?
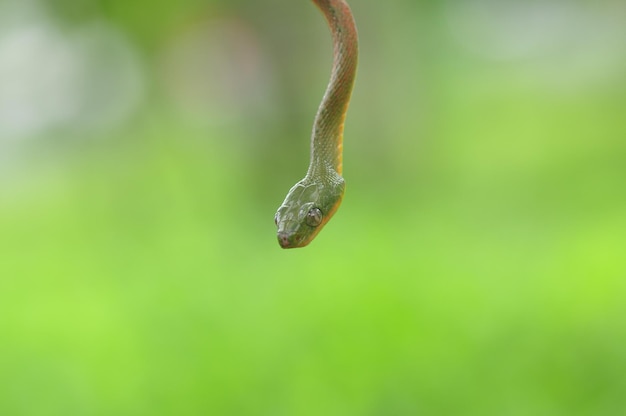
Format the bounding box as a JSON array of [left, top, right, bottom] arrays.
[[277, 231, 312, 249]]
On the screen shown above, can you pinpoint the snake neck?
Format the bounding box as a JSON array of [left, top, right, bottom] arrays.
[[308, 0, 358, 177]]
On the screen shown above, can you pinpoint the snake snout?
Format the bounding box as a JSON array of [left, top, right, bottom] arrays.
[[277, 232, 293, 248]]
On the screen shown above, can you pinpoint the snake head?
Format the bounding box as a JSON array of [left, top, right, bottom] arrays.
[[275, 174, 345, 248]]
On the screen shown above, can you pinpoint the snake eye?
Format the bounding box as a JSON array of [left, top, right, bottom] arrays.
[[305, 208, 323, 227], [274, 214, 278, 226]]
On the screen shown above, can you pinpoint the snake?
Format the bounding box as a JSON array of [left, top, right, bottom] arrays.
[[274, 0, 358, 248]]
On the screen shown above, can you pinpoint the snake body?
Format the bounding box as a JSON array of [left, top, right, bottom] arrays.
[[275, 0, 358, 248]]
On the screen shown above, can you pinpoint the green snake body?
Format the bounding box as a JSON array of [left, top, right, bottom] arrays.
[[275, 0, 358, 248]]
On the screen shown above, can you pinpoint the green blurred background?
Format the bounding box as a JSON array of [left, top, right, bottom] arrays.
[[1, 0, 625, 414]]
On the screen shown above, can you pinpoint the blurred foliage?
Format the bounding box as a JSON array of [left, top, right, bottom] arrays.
[[1, 0, 626, 415]]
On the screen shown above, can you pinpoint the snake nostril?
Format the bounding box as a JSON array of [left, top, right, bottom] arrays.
[[277, 232, 291, 248]]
